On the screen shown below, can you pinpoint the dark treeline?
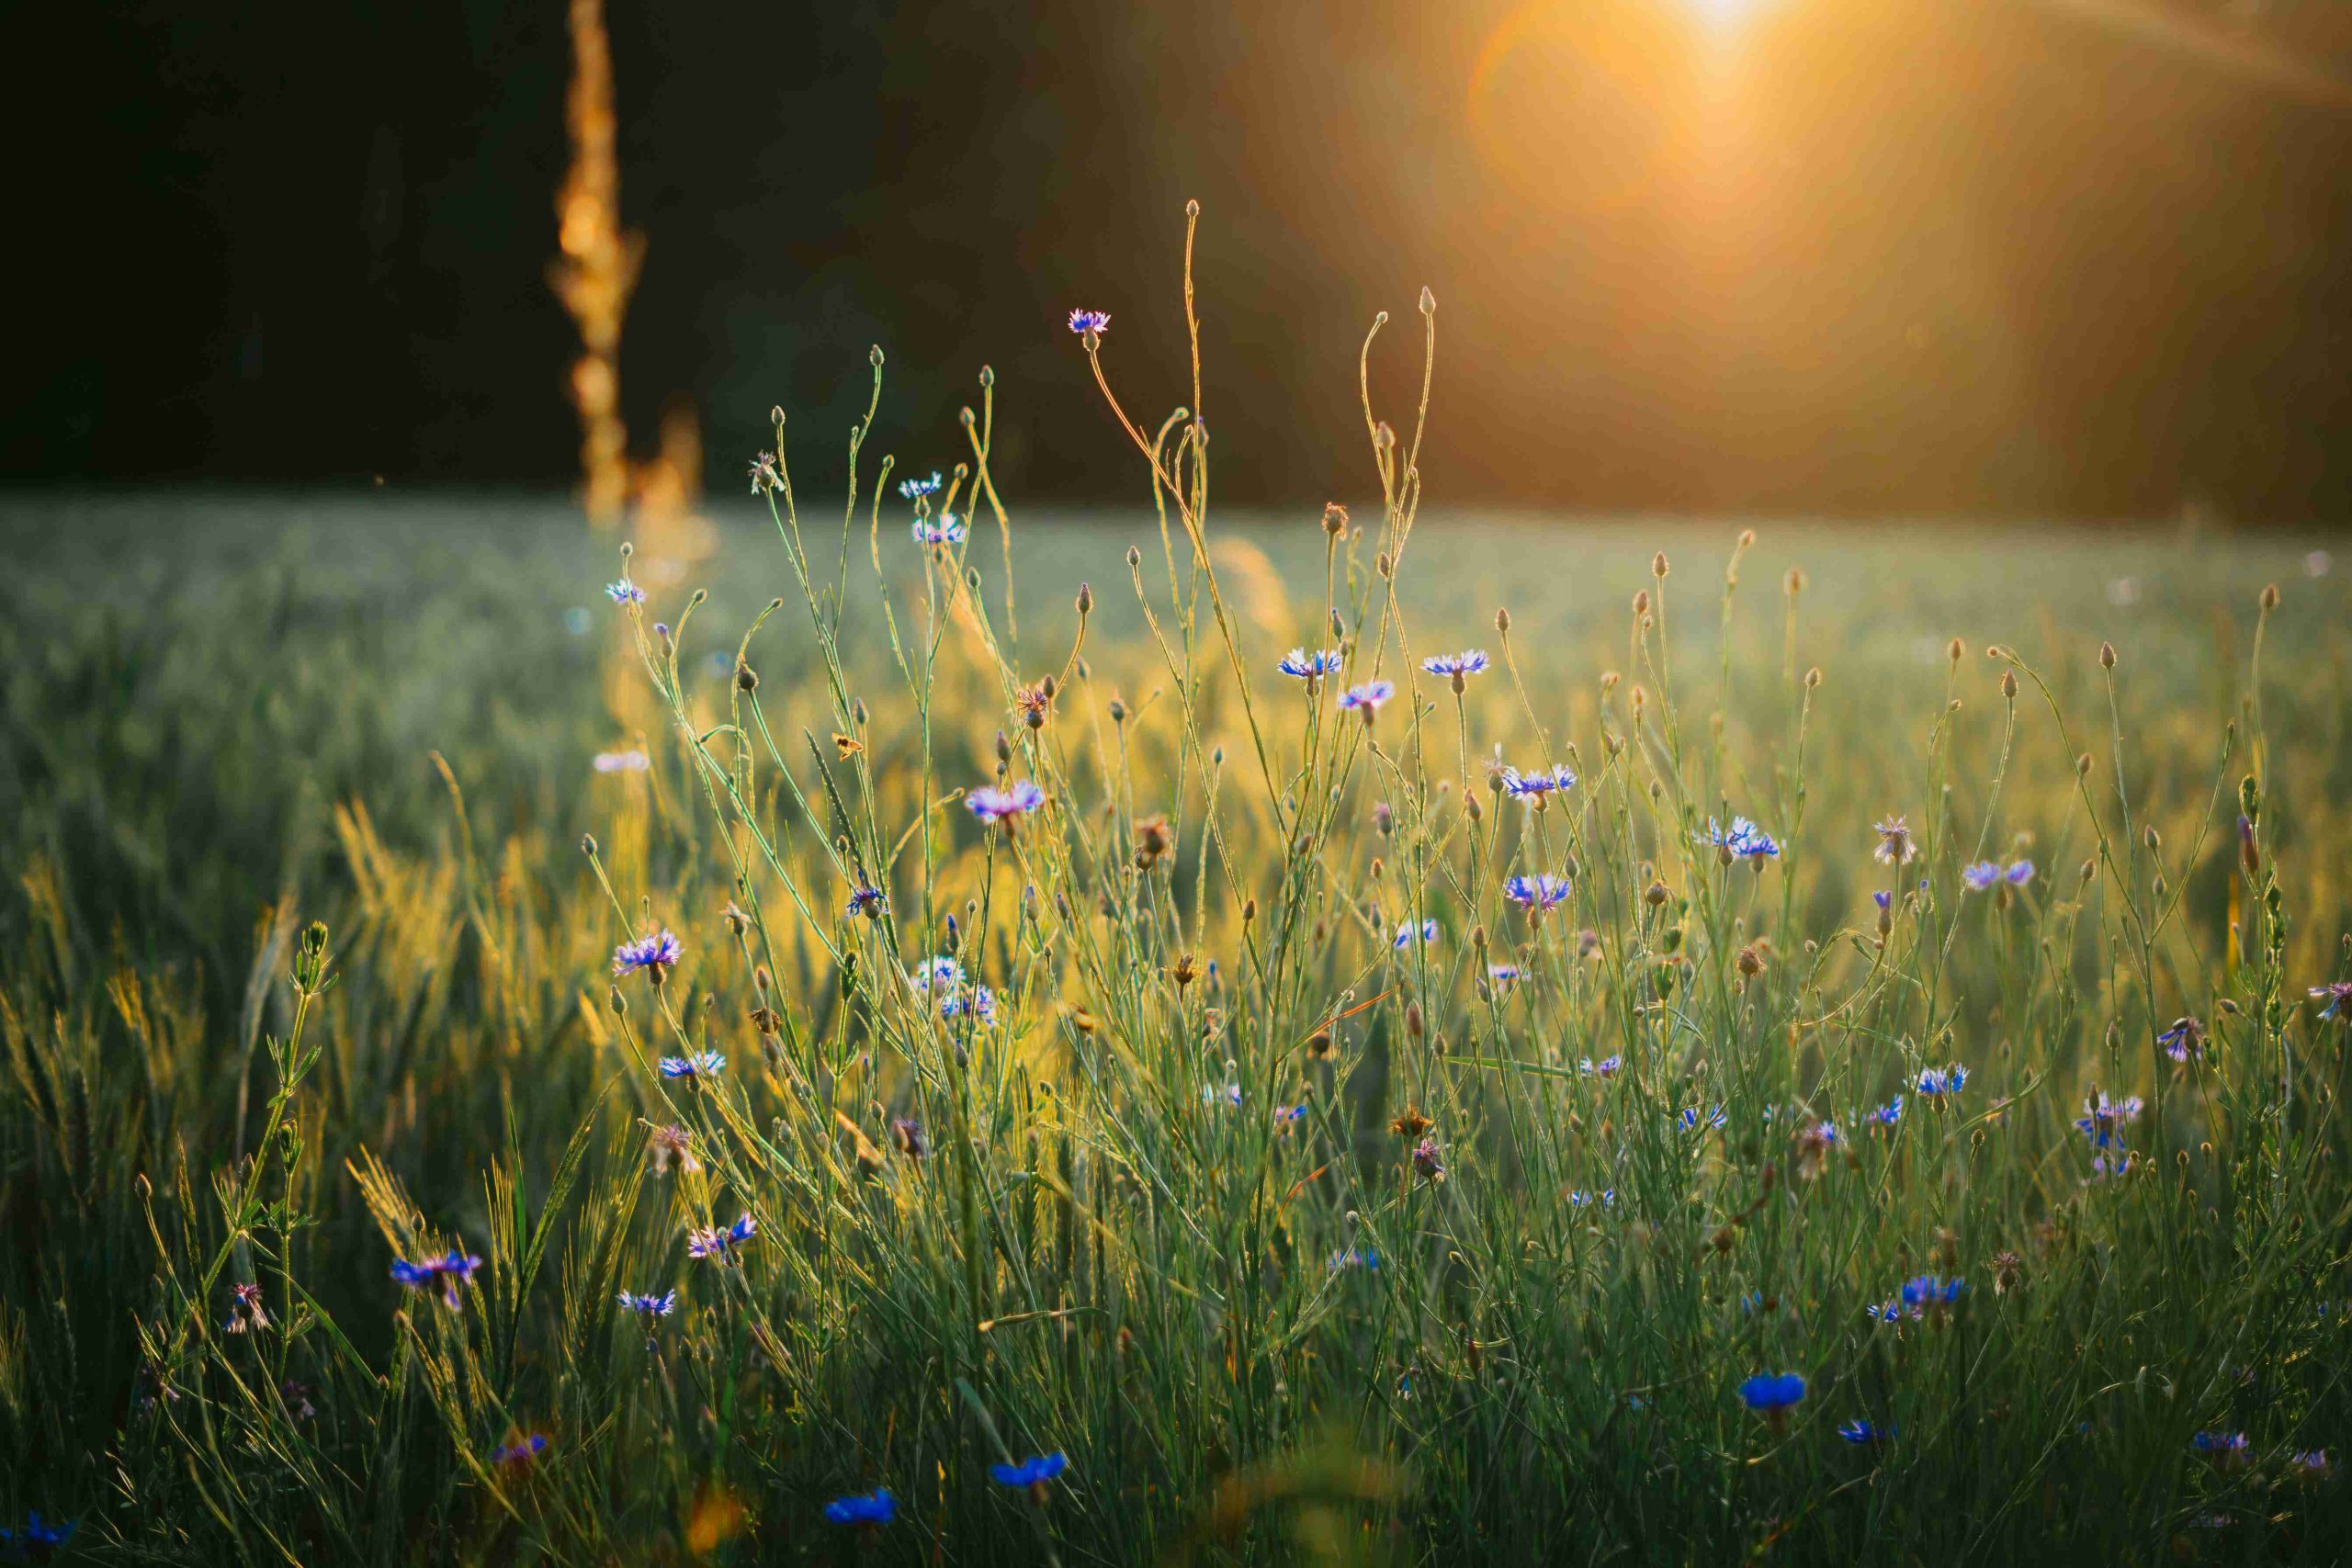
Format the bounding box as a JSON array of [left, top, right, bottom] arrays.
[[13, 0, 2352, 521]]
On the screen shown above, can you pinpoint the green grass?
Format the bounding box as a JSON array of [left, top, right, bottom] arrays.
[[2, 445, 2349, 1565]]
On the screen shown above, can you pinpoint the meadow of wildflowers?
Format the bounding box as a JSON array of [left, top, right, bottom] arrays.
[[3, 273, 2352, 1562]]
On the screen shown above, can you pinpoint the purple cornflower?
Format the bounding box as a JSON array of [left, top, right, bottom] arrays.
[[910, 513, 968, 547], [1873, 816, 1917, 865], [2005, 859, 2035, 885], [1394, 918, 1440, 950], [1679, 1105, 1728, 1134], [1704, 817, 1780, 860], [2158, 1017, 2205, 1063], [1499, 763, 1577, 799], [687, 1213, 757, 1261], [898, 470, 943, 500], [1421, 649, 1489, 687], [845, 884, 887, 919], [593, 748, 650, 773], [1578, 1055, 1623, 1078], [1412, 1137, 1447, 1183], [1914, 1065, 1968, 1102], [747, 452, 783, 495], [612, 929, 682, 981], [390, 1245, 483, 1310], [222, 1280, 270, 1336], [605, 578, 646, 606], [967, 779, 1045, 823], [1067, 308, 1110, 337], [940, 983, 999, 1027], [1872, 889, 1892, 910], [1961, 861, 2004, 892], [1338, 679, 1396, 721], [1278, 647, 1344, 682], [1504, 874, 1572, 912], [2312, 981, 2352, 1021], [2074, 1092, 2143, 1149], [824, 1489, 898, 1526], [2290, 1450, 2331, 1482], [659, 1050, 725, 1080], [492, 1432, 549, 1467], [1865, 1095, 1905, 1129], [1838, 1419, 1888, 1446]]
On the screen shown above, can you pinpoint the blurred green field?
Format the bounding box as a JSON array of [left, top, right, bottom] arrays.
[[2, 491, 2349, 1563]]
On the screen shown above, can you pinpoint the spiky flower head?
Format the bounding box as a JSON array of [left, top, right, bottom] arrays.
[[1278, 647, 1344, 682], [658, 1051, 725, 1080], [1873, 816, 1917, 865], [1067, 308, 1110, 337], [967, 780, 1045, 823], [612, 929, 682, 981]]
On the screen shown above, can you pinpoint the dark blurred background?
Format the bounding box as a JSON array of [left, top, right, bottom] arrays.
[[11, 0, 2352, 520]]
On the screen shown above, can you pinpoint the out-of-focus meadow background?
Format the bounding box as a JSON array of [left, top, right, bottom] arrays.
[[6, 0, 2352, 1561]]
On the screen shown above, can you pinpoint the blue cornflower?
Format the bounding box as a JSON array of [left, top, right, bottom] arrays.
[[1567, 1189, 1615, 1210], [1486, 963, 1523, 985], [845, 884, 888, 919], [1900, 1274, 1965, 1312], [2312, 981, 2352, 1021], [910, 513, 968, 547], [991, 1450, 1069, 1492], [1737, 1371, 1807, 1414], [2192, 1431, 2250, 1461], [2290, 1450, 2331, 1482], [1277, 647, 1344, 682], [1577, 1055, 1623, 1078], [492, 1432, 549, 1467], [2006, 859, 2035, 886], [659, 1051, 725, 1080], [618, 1288, 678, 1322], [1873, 816, 1917, 865], [1067, 308, 1110, 337], [1504, 874, 1572, 912], [898, 470, 944, 500], [1865, 1094, 1905, 1129], [1338, 679, 1396, 721], [1865, 1299, 1917, 1325], [2073, 1092, 2143, 1149], [1838, 1419, 1888, 1446], [940, 983, 998, 1027], [1421, 649, 1489, 684], [1203, 1082, 1243, 1108], [967, 779, 1045, 823], [1704, 817, 1780, 860], [1274, 1102, 1308, 1125], [612, 929, 682, 980], [687, 1213, 756, 1261], [0, 1514, 76, 1557], [1394, 918, 1440, 950], [914, 956, 966, 994], [1914, 1065, 1968, 1101], [593, 748, 649, 773], [2158, 1017, 2205, 1063], [1679, 1105, 1728, 1134], [1872, 889, 1892, 910], [1499, 763, 1577, 799], [824, 1489, 898, 1525], [1961, 861, 2004, 892], [1329, 1247, 1380, 1270], [606, 578, 646, 606], [390, 1245, 484, 1310]]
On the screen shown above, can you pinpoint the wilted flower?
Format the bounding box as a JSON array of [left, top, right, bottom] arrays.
[[1794, 1120, 1839, 1179], [2157, 1017, 2205, 1063], [659, 1051, 725, 1080], [1990, 1250, 2025, 1294], [1578, 1055, 1623, 1078], [687, 1213, 757, 1262], [967, 780, 1045, 823], [222, 1280, 270, 1336], [612, 929, 682, 981], [1873, 816, 1917, 865], [747, 452, 783, 495], [824, 1489, 898, 1525], [648, 1122, 700, 1175], [1411, 1138, 1447, 1182], [889, 1118, 930, 1159]]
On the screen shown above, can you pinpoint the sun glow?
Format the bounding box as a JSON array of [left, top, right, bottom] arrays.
[[1684, 0, 1770, 29]]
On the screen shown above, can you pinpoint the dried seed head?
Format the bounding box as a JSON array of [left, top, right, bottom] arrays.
[[1645, 880, 1670, 908], [1322, 502, 1349, 535], [1736, 944, 1764, 977], [1390, 1105, 1431, 1139], [736, 661, 759, 692], [1632, 589, 1650, 616]]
